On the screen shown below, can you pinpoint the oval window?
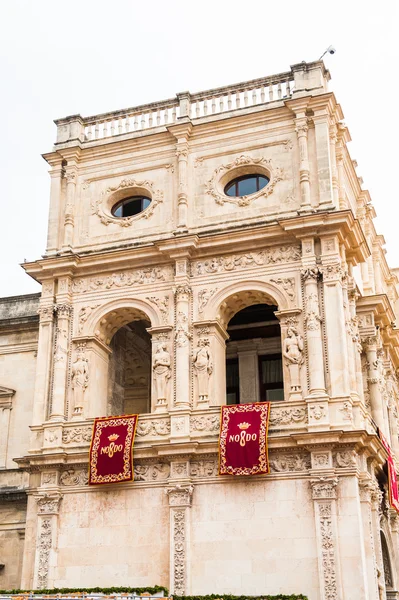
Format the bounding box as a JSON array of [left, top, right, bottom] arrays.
[[224, 174, 269, 197], [111, 196, 151, 218]]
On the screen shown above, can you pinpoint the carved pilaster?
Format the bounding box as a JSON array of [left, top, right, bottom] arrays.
[[50, 303, 73, 421], [34, 494, 63, 589], [174, 285, 192, 409], [63, 169, 77, 249], [166, 485, 193, 595], [32, 304, 56, 429], [310, 478, 341, 600], [295, 118, 312, 211], [362, 336, 385, 430]]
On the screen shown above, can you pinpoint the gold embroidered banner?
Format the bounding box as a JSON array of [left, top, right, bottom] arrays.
[[89, 415, 138, 485], [378, 428, 399, 513], [219, 402, 271, 476]]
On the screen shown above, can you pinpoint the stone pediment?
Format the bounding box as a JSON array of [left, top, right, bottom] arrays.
[[0, 386, 15, 409]]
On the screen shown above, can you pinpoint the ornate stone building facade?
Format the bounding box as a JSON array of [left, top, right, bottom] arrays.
[[1, 61, 399, 599]]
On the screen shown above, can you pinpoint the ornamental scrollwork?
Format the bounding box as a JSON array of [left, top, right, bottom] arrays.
[[134, 463, 170, 481], [37, 518, 52, 589], [269, 452, 311, 472], [270, 278, 295, 300], [146, 295, 169, 324], [72, 266, 172, 293], [60, 469, 89, 487], [269, 407, 308, 426], [206, 154, 283, 207], [166, 484, 194, 507], [191, 245, 301, 276], [136, 418, 171, 437], [92, 178, 163, 226], [310, 477, 338, 500], [62, 427, 92, 444], [36, 494, 63, 514], [190, 414, 220, 432]]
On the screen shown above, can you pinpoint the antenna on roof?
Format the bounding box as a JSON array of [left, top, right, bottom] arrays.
[[319, 45, 336, 60]]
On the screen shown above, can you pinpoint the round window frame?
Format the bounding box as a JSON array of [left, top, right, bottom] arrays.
[[206, 155, 283, 207], [110, 194, 153, 219], [223, 172, 270, 198]]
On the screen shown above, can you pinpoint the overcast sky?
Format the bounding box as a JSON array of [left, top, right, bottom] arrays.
[[0, 0, 398, 297]]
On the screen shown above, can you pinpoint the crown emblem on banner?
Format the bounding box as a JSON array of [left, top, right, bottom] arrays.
[[237, 422, 251, 430], [108, 433, 119, 441]]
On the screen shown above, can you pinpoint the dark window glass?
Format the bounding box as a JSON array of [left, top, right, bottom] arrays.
[[111, 196, 151, 218], [258, 354, 284, 402], [226, 359, 240, 405], [224, 174, 269, 198]]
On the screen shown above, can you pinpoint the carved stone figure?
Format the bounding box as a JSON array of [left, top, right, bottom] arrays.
[[71, 347, 89, 415], [153, 343, 171, 405], [283, 327, 304, 392], [193, 339, 213, 402]]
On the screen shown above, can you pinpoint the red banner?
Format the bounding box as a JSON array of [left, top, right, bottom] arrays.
[[378, 429, 399, 513], [219, 403, 271, 476], [89, 415, 138, 485]]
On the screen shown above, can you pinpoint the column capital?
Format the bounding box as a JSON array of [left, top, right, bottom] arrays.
[[310, 477, 338, 500], [36, 493, 63, 515], [166, 484, 194, 507]]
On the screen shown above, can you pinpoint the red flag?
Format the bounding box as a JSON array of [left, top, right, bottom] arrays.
[[219, 403, 271, 476], [89, 415, 138, 485], [378, 429, 399, 513]]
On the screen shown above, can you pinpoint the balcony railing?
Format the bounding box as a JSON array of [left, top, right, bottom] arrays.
[[54, 61, 329, 145]]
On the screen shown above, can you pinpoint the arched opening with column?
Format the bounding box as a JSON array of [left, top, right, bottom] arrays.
[[380, 529, 395, 596], [201, 282, 298, 406], [78, 299, 163, 418]]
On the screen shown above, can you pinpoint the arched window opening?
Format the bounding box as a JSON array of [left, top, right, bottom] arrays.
[[380, 531, 394, 592], [108, 319, 151, 415], [226, 303, 283, 405]]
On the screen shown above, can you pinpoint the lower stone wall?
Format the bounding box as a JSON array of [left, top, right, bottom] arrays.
[[0, 496, 26, 589], [190, 479, 318, 598]]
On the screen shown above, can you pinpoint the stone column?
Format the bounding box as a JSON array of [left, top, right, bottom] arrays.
[[193, 321, 228, 407], [295, 116, 312, 211], [329, 125, 339, 208], [310, 477, 342, 600], [0, 388, 14, 468], [174, 285, 191, 409], [237, 345, 260, 404], [363, 336, 385, 430], [301, 266, 327, 397], [320, 261, 350, 398], [62, 169, 76, 250], [343, 276, 359, 401], [32, 291, 55, 428], [336, 127, 348, 210], [166, 484, 193, 595], [33, 494, 63, 589], [176, 145, 189, 230], [50, 303, 72, 421], [46, 159, 64, 254], [147, 327, 173, 414], [348, 288, 364, 403], [312, 109, 334, 209]]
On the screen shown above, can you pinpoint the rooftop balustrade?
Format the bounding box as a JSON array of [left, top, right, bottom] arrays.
[[54, 61, 329, 145]]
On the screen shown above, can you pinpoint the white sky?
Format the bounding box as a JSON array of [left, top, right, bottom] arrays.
[[0, 0, 398, 297]]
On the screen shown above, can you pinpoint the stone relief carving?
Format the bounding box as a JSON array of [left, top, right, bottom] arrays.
[[166, 484, 194, 507], [37, 518, 51, 589], [193, 339, 213, 403], [282, 327, 304, 393], [191, 245, 301, 276], [72, 267, 172, 293], [269, 452, 311, 472], [198, 288, 217, 313], [318, 502, 339, 600], [134, 463, 170, 481], [321, 264, 347, 283], [60, 469, 88, 486], [172, 509, 186, 595], [311, 478, 338, 500], [37, 305, 54, 323], [304, 292, 322, 331], [153, 343, 171, 407], [53, 327, 68, 363], [41, 472, 57, 485], [339, 401, 353, 421], [190, 414, 220, 432], [270, 277, 295, 300], [334, 450, 357, 468], [206, 155, 283, 207], [62, 427, 92, 444], [36, 494, 63, 515], [312, 453, 330, 468], [146, 295, 169, 324], [54, 303, 73, 318], [136, 418, 171, 437], [71, 344, 89, 416], [309, 405, 327, 420], [269, 407, 308, 426], [190, 460, 218, 477], [78, 304, 100, 333], [44, 429, 60, 444], [92, 178, 163, 226], [170, 462, 188, 478], [175, 311, 191, 348]]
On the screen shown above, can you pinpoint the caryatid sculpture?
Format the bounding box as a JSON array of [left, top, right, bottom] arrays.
[[71, 346, 89, 416], [282, 327, 304, 395], [193, 338, 213, 403], [153, 342, 171, 406]]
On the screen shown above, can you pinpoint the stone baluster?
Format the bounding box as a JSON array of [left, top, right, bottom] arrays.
[[174, 284, 191, 409], [362, 336, 385, 430], [33, 494, 63, 589], [62, 169, 76, 250], [50, 303, 72, 421], [310, 477, 342, 600], [301, 265, 327, 397], [166, 485, 193, 595], [295, 115, 312, 211]]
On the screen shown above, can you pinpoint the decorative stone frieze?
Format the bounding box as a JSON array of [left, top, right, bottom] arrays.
[[62, 426, 92, 444], [72, 266, 173, 293], [269, 452, 311, 472], [269, 406, 308, 426], [60, 469, 89, 486], [190, 460, 218, 477], [190, 414, 220, 432], [136, 418, 171, 437], [146, 295, 170, 324], [191, 245, 301, 276], [134, 463, 170, 481]]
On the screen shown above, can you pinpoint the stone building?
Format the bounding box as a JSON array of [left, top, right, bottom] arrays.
[[1, 60, 399, 599]]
